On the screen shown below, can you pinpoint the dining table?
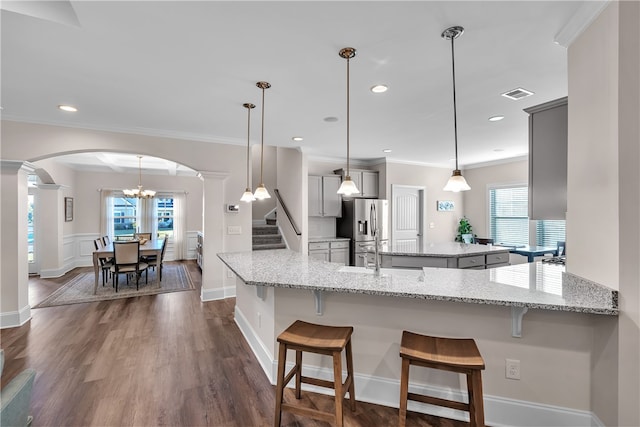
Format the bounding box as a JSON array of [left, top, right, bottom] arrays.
[[92, 239, 164, 294]]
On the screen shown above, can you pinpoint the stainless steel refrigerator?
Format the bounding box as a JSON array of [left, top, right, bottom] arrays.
[[337, 199, 389, 266]]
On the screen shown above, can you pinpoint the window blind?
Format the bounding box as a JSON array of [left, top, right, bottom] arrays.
[[536, 220, 566, 248], [489, 186, 529, 246]]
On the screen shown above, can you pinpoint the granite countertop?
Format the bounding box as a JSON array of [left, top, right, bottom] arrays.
[[308, 237, 351, 243], [218, 249, 618, 315], [377, 241, 510, 257]]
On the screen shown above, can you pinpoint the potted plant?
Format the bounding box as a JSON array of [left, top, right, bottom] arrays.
[[455, 217, 475, 244]]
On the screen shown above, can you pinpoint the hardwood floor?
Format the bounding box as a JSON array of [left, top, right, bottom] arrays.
[[2, 262, 468, 427]]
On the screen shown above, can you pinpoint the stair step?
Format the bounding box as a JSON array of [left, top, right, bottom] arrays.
[[253, 235, 283, 245], [253, 243, 287, 251], [265, 218, 277, 225], [252, 225, 279, 235]]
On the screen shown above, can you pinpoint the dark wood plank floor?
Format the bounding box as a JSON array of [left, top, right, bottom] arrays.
[[1, 261, 468, 427]]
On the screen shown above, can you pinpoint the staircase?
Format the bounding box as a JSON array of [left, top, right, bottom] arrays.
[[252, 223, 286, 250]]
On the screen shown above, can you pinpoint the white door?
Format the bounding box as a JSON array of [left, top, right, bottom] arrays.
[[391, 185, 424, 252]]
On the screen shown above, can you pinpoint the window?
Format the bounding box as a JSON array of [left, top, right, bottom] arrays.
[[489, 185, 566, 248], [489, 186, 529, 246], [113, 196, 138, 239], [536, 220, 566, 248], [156, 197, 174, 238]]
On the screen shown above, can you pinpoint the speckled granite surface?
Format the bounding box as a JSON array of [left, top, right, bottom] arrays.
[[377, 241, 510, 257], [217, 249, 618, 315]]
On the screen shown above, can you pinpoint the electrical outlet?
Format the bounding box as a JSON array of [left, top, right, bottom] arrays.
[[505, 359, 521, 380], [429, 222, 435, 229], [226, 268, 234, 278]]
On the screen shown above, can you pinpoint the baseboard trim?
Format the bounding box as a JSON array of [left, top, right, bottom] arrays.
[[237, 317, 602, 427], [201, 286, 235, 301], [234, 306, 274, 380], [0, 305, 31, 329]]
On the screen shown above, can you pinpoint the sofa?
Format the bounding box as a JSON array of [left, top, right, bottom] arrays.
[[0, 349, 36, 427]]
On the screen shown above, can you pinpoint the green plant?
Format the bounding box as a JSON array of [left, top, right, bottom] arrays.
[[455, 217, 474, 242]]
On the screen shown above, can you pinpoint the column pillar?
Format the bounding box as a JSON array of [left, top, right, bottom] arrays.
[[37, 184, 66, 278], [199, 171, 229, 301], [1, 160, 34, 328]]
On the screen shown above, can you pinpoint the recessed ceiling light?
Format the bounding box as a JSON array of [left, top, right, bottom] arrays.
[[324, 116, 338, 122], [58, 104, 78, 112], [371, 85, 388, 93], [488, 115, 504, 122], [382, 149, 392, 153], [292, 136, 303, 142]]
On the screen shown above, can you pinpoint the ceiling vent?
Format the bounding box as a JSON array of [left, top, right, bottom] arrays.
[[501, 87, 534, 100]]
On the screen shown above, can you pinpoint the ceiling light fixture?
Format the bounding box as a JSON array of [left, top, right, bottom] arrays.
[[488, 115, 504, 122], [58, 104, 77, 112], [123, 156, 156, 199], [292, 136, 303, 142], [240, 103, 256, 203], [383, 149, 392, 153], [370, 84, 388, 93], [253, 81, 272, 200], [442, 26, 471, 193], [336, 47, 359, 196]]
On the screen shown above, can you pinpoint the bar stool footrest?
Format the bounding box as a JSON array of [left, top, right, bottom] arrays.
[[407, 392, 470, 412], [281, 403, 335, 424], [301, 376, 334, 389]]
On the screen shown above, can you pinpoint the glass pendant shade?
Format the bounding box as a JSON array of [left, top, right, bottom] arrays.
[[240, 188, 256, 203], [443, 169, 471, 192], [254, 183, 271, 200], [337, 176, 359, 196]]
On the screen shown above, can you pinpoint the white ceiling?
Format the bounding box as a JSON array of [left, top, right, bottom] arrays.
[[1, 1, 607, 172]]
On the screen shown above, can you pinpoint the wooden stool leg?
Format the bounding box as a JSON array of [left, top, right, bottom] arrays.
[[468, 370, 485, 427], [332, 350, 344, 427], [345, 339, 356, 411], [398, 357, 410, 427], [295, 350, 302, 399], [274, 342, 288, 427]]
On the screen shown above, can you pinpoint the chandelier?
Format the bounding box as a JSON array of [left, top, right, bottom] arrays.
[[123, 155, 156, 199]]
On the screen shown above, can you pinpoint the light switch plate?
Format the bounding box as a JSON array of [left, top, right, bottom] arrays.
[[227, 225, 242, 235]]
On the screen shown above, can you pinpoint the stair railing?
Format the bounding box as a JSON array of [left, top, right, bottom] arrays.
[[273, 189, 301, 236]]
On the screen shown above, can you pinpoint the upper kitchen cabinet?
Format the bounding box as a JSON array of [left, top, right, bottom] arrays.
[[309, 175, 342, 217], [524, 97, 567, 220], [333, 168, 379, 198]]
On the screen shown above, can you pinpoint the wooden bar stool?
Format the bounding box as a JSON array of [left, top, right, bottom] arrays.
[[399, 331, 486, 427], [274, 320, 356, 427]]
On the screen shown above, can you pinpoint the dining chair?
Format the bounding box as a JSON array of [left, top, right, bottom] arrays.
[[102, 235, 111, 246], [557, 241, 566, 256], [110, 240, 149, 292], [145, 235, 168, 282], [93, 238, 112, 286]]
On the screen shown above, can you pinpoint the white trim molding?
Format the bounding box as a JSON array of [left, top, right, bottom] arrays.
[[201, 286, 236, 302], [0, 305, 31, 329]]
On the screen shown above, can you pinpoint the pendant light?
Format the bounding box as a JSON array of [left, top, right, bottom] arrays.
[[240, 102, 256, 203], [442, 26, 471, 192], [253, 81, 272, 200], [336, 47, 360, 196], [123, 155, 156, 199]]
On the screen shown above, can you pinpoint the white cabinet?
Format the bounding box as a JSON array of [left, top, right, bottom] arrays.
[[308, 240, 350, 265], [333, 169, 379, 198], [309, 175, 342, 217], [308, 242, 330, 262]]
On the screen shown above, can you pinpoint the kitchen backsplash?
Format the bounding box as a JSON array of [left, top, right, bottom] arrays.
[[308, 216, 336, 238]]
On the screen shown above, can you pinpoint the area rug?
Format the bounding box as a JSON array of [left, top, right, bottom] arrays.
[[33, 263, 196, 308]]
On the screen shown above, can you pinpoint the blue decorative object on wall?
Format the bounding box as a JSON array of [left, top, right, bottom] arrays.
[[437, 200, 455, 212]]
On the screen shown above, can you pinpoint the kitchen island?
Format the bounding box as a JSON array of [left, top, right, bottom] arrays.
[[218, 249, 618, 426], [376, 242, 511, 269]]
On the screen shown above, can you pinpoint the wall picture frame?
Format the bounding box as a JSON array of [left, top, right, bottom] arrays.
[[65, 197, 74, 222], [437, 200, 455, 212]]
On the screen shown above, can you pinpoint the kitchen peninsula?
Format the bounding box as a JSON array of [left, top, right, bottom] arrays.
[[376, 242, 510, 269], [218, 249, 618, 426]]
